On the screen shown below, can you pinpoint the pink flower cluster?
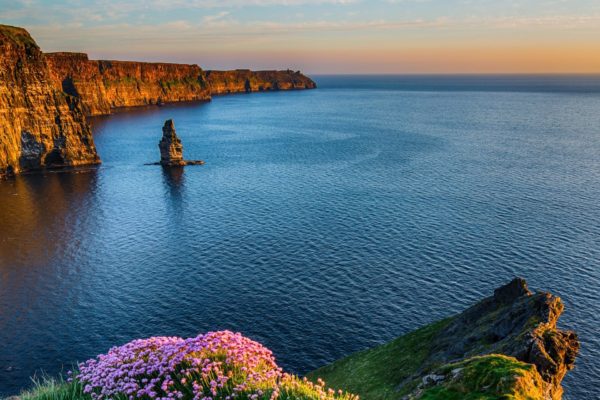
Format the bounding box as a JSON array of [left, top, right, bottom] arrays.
[[75, 331, 282, 400]]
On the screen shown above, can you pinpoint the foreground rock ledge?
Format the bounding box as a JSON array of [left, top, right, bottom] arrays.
[[309, 278, 579, 400]]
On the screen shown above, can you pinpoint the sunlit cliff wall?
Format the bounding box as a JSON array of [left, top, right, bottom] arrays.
[[205, 69, 316, 94], [45, 52, 212, 116], [0, 25, 99, 178]]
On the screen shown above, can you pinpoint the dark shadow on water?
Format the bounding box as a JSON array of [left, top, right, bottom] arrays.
[[0, 168, 100, 395], [0, 168, 100, 268], [161, 166, 186, 217], [161, 165, 185, 193]]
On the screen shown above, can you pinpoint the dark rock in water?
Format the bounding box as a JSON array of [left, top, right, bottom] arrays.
[[159, 119, 184, 165], [155, 119, 204, 167]]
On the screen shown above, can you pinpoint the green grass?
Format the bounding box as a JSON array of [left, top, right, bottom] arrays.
[[307, 319, 453, 400], [307, 321, 547, 400], [13, 374, 357, 400], [16, 376, 90, 400], [418, 355, 544, 400]]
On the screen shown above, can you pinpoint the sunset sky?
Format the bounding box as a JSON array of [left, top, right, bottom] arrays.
[[1, 0, 600, 73]]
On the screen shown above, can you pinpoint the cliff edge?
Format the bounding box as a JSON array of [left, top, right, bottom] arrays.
[[0, 25, 99, 179], [45, 52, 212, 116], [0, 25, 316, 178], [309, 278, 579, 400], [45, 56, 316, 116], [206, 69, 316, 94]]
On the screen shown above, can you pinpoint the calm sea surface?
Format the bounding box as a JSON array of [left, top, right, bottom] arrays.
[[1, 75, 599, 398]]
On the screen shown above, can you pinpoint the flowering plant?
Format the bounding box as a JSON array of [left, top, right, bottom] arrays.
[[72, 330, 357, 400]]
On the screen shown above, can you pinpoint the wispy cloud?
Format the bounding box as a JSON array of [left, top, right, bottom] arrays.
[[2, 0, 600, 73]]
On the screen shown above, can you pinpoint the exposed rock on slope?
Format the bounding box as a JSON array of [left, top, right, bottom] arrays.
[[0, 25, 99, 178], [46, 52, 212, 116], [309, 278, 579, 400], [205, 69, 317, 94]]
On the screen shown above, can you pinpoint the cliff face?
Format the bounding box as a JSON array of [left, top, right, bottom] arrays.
[[46, 53, 212, 116], [309, 279, 579, 400], [206, 69, 317, 94], [1, 25, 316, 178], [45, 55, 316, 116], [0, 25, 99, 178]]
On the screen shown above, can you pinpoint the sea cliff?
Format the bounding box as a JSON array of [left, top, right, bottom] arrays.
[[0, 25, 315, 177], [206, 69, 317, 94], [309, 278, 579, 400], [0, 25, 99, 179], [45, 52, 212, 116], [45, 54, 316, 115]]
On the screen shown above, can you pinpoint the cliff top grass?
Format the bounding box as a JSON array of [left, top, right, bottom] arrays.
[[0, 24, 38, 48], [307, 320, 545, 400], [307, 319, 454, 400], [10, 331, 358, 400]]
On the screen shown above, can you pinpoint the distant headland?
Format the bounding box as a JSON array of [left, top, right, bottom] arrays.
[[0, 24, 316, 179]]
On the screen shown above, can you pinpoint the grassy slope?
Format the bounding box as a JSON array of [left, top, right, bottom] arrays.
[[307, 319, 453, 400], [15, 318, 451, 400], [307, 320, 545, 400]]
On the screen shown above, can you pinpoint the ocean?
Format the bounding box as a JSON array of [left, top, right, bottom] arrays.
[[1, 75, 599, 398]]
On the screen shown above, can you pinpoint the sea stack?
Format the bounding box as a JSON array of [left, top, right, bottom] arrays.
[[157, 119, 204, 166]]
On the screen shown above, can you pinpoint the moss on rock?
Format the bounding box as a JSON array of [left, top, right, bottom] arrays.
[[415, 355, 544, 400]]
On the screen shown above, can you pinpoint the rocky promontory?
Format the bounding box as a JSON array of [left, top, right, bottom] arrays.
[[310, 278, 579, 400], [205, 69, 317, 94], [0, 25, 99, 179]]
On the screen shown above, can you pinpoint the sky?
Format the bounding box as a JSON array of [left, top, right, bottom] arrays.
[[1, 0, 600, 74]]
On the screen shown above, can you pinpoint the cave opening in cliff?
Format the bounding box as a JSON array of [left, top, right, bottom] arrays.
[[44, 149, 65, 166]]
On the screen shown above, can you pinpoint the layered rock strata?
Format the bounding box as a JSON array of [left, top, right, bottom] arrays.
[[45, 56, 317, 116], [157, 119, 203, 167], [0, 25, 99, 179], [45, 52, 212, 116], [1, 25, 315, 178], [205, 69, 316, 94]]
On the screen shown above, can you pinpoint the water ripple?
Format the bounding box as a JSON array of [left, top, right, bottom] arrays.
[[1, 82, 599, 399]]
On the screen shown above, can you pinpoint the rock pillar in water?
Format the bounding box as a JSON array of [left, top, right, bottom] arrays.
[[159, 119, 184, 166]]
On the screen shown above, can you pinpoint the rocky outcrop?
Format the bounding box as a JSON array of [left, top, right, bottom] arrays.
[[46, 53, 212, 116], [310, 278, 579, 400], [0, 25, 99, 178], [156, 119, 203, 167], [205, 69, 316, 94], [411, 278, 579, 399]]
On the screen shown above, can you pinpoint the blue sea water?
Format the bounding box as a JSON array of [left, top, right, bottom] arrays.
[[1, 75, 599, 398]]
